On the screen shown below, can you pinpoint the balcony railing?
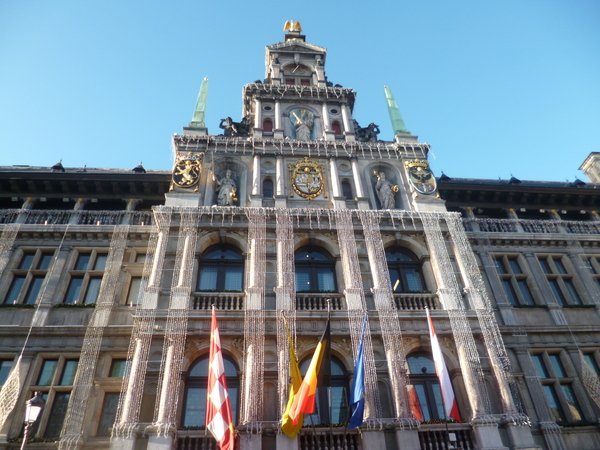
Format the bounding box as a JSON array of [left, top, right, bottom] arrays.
[[176, 435, 222, 450], [296, 293, 345, 311], [464, 218, 600, 235], [418, 424, 475, 450], [0, 209, 155, 226], [298, 427, 360, 450], [394, 293, 438, 310], [191, 293, 245, 310]]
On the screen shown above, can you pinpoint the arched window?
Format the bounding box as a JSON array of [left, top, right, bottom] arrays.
[[295, 247, 337, 292], [182, 355, 240, 427], [386, 247, 425, 293], [263, 119, 273, 132], [332, 122, 342, 135], [197, 245, 244, 291], [299, 356, 348, 425], [341, 180, 353, 199], [263, 179, 274, 198], [407, 352, 457, 421]]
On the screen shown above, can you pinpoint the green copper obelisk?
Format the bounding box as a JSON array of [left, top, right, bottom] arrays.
[[383, 85, 410, 140], [190, 77, 209, 127]]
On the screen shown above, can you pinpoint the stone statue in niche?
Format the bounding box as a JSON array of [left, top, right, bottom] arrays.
[[354, 121, 380, 142], [291, 109, 314, 140], [219, 116, 250, 137], [213, 169, 238, 206], [374, 171, 399, 209]]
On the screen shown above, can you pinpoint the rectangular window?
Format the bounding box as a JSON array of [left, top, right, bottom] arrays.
[[3, 250, 55, 305], [502, 280, 518, 306], [538, 255, 585, 306], [63, 250, 108, 304], [127, 277, 142, 305], [4, 276, 26, 304], [93, 254, 108, 270], [532, 355, 549, 378], [495, 255, 536, 306], [59, 360, 78, 385], [74, 254, 91, 271], [549, 279, 567, 306], [198, 267, 218, 291], [224, 267, 243, 291], [109, 359, 127, 377], [64, 277, 84, 304], [0, 360, 13, 385], [549, 355, 566, 378], [45, 392, 70, 437], [84, 277, 102, 304], [135, 253, 147, 263], [561, 384, 583, 421], [543, 385, 566, 422], [38, 254, 54, 270], [517, 280, 534, 305], [19, 253, 35, 270], [37, 360, 58, 386], [24, 276, 45, 305], [509, 258, 522, 274], [97, 392, 120, 435], [584, 354, 600, 376]]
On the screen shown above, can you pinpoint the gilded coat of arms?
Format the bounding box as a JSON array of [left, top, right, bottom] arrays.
[[172, 152, 203, 191], [404, 159, 437, 195], [288, 157, 325, 200]]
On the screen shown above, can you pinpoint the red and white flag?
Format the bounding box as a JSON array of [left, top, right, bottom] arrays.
[[426, 308, 461, 422], [206, 307, 235, 450]]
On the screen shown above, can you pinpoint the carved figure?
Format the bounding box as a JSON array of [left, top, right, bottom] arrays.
[[214, 170, 238, 206], [374, 171, 398, 209], [292, 110, 313, 141], [219, 116, 250, 137], [355, 122, 380, 142]]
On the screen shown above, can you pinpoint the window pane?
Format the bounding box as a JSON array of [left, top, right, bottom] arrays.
[[543, 385, 565, 422], [45, 392, 70, 437], [414, 384, 432, 421], [509, 259, 522, 274], [189, 358, 237, 377], [183, 387, 206, 427], [127, 277, 142, 305], [94, 254, 108, 270], [37, 360, 58, 385], [554, 259, 567, 274], [97, 392, 120, 435], [549, 355, 566, 378], [4, 276, 25, 304], [19, 253, 35, 270], [330, 385, 347, 424], [517, 280, 534, 305], [74, 254, 91, 271], [539, 258, 551, 274], [390, 269, 402, 292], [431, 382, 446, 420], [0, 360, 13, 385], [135, 253, 147, 263], [60, 360, 78, 385], [295, 268, 311, 292], [502, 280, 518, 306], [405, 269, 424, 291], [584, 354, 600, 376], [109, 360, 127, 377], [494, 258, 505, 274], [64, 277, 83, 304], [263, 179, 273, 198], [564, 280, 582, 305], [561, 384, 583, 422], [408, 355, 436, 375], [316, 268, 335, 291], [341, 181, 352, 199], [531, 355, 549, 378], [84, 277, 102, 304], [198, 267, 218, 290], [549, 279, 566, 306], [38, 254, 54, 270], [224, 267, 243, 291], [24, 276, 45, 304]]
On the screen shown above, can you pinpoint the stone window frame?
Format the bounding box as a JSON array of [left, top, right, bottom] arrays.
[[493, 254, 536, 306], [62, 249, 109, 305], [2, 248, 55, 305], [537, 254, 585, 306]]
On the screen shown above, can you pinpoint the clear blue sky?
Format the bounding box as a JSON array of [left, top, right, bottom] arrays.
[[1, 1, 599, 183]]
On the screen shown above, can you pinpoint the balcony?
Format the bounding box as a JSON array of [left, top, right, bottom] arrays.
[[418, 423, 475, 450], [394, 293, 438, 310], [191, 292, 245, 310], [296, 293, 345, 311]]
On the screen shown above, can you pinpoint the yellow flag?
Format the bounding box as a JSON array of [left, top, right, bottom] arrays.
[[281, 320, 303, 438]]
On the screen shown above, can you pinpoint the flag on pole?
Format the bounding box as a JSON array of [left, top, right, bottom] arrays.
[[426, 308, 461, 422], [407, 385, 424, 421], [348, 314, 367, 429], [281, 318, 303, 438], [206, 306, 235, 450], [289, 318, 330, 426]]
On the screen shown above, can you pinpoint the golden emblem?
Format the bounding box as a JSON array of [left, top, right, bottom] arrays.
[[172, 152, 203, 190], [404, 159, 437, 195], [288, 157, 325, 200]]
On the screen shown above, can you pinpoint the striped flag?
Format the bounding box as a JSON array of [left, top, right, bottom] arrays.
[[289, 318, 330, 426], [206, 306, 235, 450], [281, 318, 303, 438], [426, 308, 460, 422], [348, 314, 367, 429]]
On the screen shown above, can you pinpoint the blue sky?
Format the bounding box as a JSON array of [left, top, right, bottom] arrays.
[[1, 1, 599, 183]]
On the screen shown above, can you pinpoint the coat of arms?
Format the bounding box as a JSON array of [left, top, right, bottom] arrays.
[[172, 152, 203, 191], [404, 159, 437, 195], [288, 157, 325, 200]]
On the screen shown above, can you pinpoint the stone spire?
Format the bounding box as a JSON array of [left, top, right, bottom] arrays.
[[383, 85, 410, 138], [191, 77, 209, 127]]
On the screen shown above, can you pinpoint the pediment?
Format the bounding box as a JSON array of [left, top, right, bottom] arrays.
[[267, 40, 326, 54]]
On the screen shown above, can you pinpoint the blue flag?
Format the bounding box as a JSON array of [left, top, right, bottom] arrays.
[[348, 314, 367, 429]]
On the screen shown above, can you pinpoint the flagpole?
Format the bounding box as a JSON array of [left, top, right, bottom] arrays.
[[326, 298, 333, 447]]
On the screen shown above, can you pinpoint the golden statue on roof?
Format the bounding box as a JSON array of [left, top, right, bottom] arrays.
[[283, 20, 302, 32]]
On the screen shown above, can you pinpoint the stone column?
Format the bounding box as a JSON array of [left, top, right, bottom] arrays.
[[253, 98, 263, 139], [329, 157, 345, 209], [275, 155, 287, 208], [351, 158, 370, 210], [321, 102, 335, 141], [250, 155, 262, 207], [274, 101, 284, 140], [341, 102, 355, 142]]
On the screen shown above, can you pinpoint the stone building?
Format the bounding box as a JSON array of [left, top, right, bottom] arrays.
[[0, 25, 599, 450]]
